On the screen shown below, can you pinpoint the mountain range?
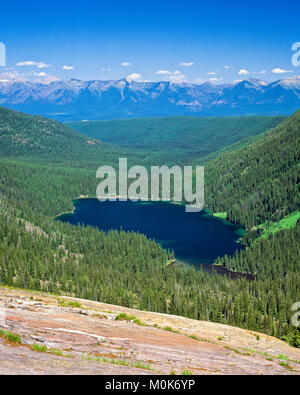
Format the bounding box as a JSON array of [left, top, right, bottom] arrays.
[[0, 75, 300, 121]]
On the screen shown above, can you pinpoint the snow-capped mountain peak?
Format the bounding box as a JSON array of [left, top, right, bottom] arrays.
[[0, 76, 299, 120]]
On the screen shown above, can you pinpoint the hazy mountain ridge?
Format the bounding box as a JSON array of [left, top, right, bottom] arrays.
[[0, 77, 300, 120]]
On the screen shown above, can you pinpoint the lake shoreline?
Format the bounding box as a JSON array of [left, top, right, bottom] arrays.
[[56, 195, 242, 230], [57, 197, 246, 272]]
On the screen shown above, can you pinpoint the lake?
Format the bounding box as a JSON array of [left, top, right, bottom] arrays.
[[58, 199, 244, 268]]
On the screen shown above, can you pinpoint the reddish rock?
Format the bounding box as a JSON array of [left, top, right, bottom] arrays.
[[0, 287, 299, 375]]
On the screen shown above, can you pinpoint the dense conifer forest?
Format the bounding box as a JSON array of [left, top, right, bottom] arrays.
[[0, 106, 299, 347], [70, 115, 285, 165], [205, 110, 300, 230]]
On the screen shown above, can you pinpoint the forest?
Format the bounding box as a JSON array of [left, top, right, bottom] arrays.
[[0, 106, 299, 347], [69, 115, 285, 165]]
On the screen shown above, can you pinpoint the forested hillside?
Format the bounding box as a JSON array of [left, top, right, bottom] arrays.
[[70, 116, 285, 164], [205, 110, 300, 230], [0, 106, 147, 169], [0, 181, 299, 343], [0, 106, 88, 156], [0, 106, 299, 346]]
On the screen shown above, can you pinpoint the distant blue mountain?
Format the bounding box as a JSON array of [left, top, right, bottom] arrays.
[[0, 76, 300, 121]]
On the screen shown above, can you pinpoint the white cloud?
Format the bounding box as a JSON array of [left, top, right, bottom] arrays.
[[121, 62, 132, 67], [16, 61, 35, 66], [16, 61, 51, 69], [238, 69, 250, 75], [37, 63, 51, 69], [156, 70, 180, 75], [206, 71, 217, 75], [0, 71, 28, 83], [193, 78, 205, 84], [272, 68, 293, 74], [62, 65, 74, 70], [169, 74, 187, 83], [156, 70, 186, 82], [126, 73, 143, 82], [0, 70, 60, 84], [194, 77, 224, 85], [224, 65, 230, 69], [208, 77, 224, 83], [179, 62, 194, 67], [34, 72, 47, 77], [101, 67, 111, 71], [33, 75, 61, 84]]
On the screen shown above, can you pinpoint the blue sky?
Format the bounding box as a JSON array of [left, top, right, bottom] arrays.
[[0, 0, 300, 83]]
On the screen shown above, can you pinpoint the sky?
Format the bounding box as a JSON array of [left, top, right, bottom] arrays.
[[0, 0, 300, 84]]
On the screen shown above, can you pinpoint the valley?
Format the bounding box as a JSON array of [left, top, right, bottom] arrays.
[[0, 105, 299, 374], [2, 0, 299, 377], [69, 115, 285, 165]]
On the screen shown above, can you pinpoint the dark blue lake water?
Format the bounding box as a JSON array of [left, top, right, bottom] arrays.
[[58, 199, 244, 267]]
